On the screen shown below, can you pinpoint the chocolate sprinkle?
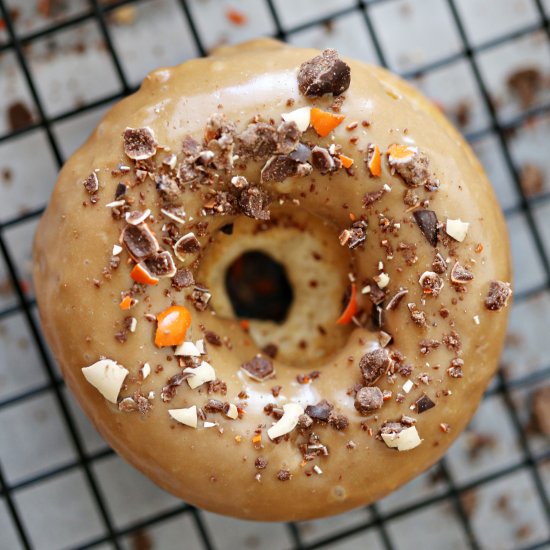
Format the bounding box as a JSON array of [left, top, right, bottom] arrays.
[[359, 348, 391, 386], [83, 173, 99, 194], [260, 154, 312, 183], [297, 49, 351, 97], [354, 386, 383, 414], [238, 186, 271, 220], [171, 268, 194, 290], [305, 400, 333, 422], [484, 281, 512, 311], [413, 210, 439, 247], [121, 223, 159, 261], [241, 355, 275, 381], [451, 262, 474, 284], [416, 393, 436, 413], [123, 127, 157, 160]]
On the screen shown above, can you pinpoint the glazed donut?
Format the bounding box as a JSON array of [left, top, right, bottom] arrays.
[[33, 39, 512, 521]]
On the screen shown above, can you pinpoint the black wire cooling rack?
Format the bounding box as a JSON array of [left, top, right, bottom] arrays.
[[1, 0, 550, 549]]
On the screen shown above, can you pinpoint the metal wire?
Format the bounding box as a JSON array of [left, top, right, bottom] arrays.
[[0, 0, 549, 548]]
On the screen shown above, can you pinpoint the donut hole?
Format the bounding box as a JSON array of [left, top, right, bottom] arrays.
[[225, 251, 293, 323]]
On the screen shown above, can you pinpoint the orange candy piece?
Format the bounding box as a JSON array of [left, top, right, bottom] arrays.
[[130, 263, 159, 286], [119, 296, 133, 310], [154, 305, 192, 347], [367, 144, 381, 177], [387, 143, 416, 162], [336, 283, 358, 325], [339, 154, 354, 169], [310, 108, 345, 137]]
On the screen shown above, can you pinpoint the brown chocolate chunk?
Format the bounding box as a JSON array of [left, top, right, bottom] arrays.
[[359, 348, 391, 385], [160, 372, 192, 402], [204, 399, 224, 413], [175, 233, 200, 255], [276, 121, 301, 155], [83, 173, 99, 194], [204, 330, 222, 346], [443, 331, 461, 352], [156, 174, 180, 203], [385, 288, 408, 311], [447, 358, 464, 378], [297, 49, 351, 97], [144, 251, 176, 278], [363, 189, 385, 207], [202, 191, 237, 216], [238, 186, 270, 220], [171, 268, 194, 290], [339, 220, 367, 249], [190, 286, 211, 311], [415, 393, 436, 414], [354, 386, 383, 414], [123, 127, 157, 160], [484, 281, 512, 311], [419, 271, 444, 297], [413, 210, 439, 247], [451, 262, 474, 284], [408, 303, 427, 327], [235, 122, 278, 160], [277, 469, 292, 481], [121, 223, 159, 261], [419, 339, 440, 355], [305, 400, 333, 422], [297, 414, 313, 430], [329, 412, 349, 431], [367, 283, 386, 306], [389, 149, 440, 191], [255, 457, 268, 470], [118, 393, 152, 415], [311, 146, 337, 174], [432, 252, 447, 274], [261, 343, 278, 358], [380, 422, 404, 436], [260, 154, 312, 183], [114, 182, 127, 200], [241, 355, 275, 381]]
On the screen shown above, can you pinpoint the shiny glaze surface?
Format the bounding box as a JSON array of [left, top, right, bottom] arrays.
[[33, 39, 511, 520]]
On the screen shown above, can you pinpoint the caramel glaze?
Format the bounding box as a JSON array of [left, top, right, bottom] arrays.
[[33, 39, 511, 520]]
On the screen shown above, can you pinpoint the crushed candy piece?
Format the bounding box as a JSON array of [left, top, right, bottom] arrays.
[[485, 281, 512, 311], [123, 127, 157, 160], [297, 49, 351, 97], [381, 425, 422, 451], [281, 107, 311, 132], [267, 403, 304, 440], [82, 359, 128, 403], [184, 361, 217, 389], [446, 218, 469, 242], [310, 108, 345, 137], [154, 305, 192, 347], [168, 406, 198, 428]]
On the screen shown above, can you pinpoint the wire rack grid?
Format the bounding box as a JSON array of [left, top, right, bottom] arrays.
[[1, 0, 550, 549]]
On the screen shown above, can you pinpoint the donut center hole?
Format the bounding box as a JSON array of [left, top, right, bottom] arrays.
[[225, 251, 293, 323]]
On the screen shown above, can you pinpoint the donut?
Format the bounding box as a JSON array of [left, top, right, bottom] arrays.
[[33, 39, 512, 521]]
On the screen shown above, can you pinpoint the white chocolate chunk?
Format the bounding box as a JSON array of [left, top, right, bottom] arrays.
[[184, 361, 216, 389], [175, 341, 201, 357], [281, 107, 311, 132], [195, 339, 205, 355], [225, 403, 239, 419], [112, 244, 123, 255], [168, 406, 197, 428], [140, 362, 151, 380], [382, 426, 422, 451], [203, 421, 218, 428], [267, 403, 304, 440], [374, 272, 390, 289], [446, 218, 469, 242], [82, 359, 129, 403], [402, 379, 414, 393]]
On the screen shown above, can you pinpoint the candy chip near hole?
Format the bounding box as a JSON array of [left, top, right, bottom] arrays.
[[82, 359, 129, 403]]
